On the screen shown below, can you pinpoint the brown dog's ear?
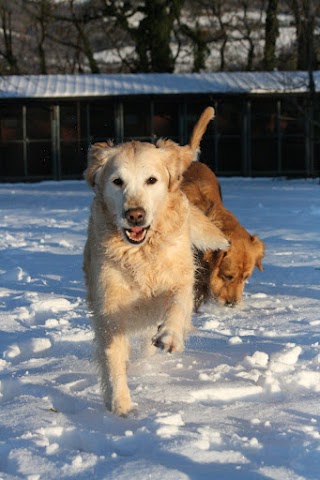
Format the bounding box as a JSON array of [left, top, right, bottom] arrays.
[[156, 139, 195, 191], [204, 249, 227, 268], [215, 249, 228, 267], [84, 141, 114, 188], [202, 250, 214, 264], [251, 235, 265, 272]]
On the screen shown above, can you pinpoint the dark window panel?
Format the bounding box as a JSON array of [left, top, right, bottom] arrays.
[[27, 142, 52, 176], [0, 106, 23, 141], [123, 103, 150, 138], [216, 137, 242, 173], [282, 137, 306, 172], [251, 138, 278, 172], [27, 105, 51, 139], [153, 103, 179, 138], [216, 102, 243, 135], [197, 137, 215, 170], [280, 99, 305, 135], [60, 105, 79, 141], [251, 100, 278, 136], [0, 143, 25, 176], [89, 102, 115, 141], [60, 142, 87, 177]]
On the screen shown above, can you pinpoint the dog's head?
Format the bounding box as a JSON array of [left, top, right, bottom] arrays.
[[203, 234, 265, 306], [85, 140, 195, 246]]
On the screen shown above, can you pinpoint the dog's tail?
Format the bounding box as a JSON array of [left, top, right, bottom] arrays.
[[189, 106, 215, 153]]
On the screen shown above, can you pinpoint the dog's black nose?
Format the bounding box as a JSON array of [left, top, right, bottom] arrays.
[[225, 299, 237, 308], [125, 207, 146, 226]]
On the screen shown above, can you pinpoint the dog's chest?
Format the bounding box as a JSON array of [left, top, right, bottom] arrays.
[[121, 244, 193, 298]]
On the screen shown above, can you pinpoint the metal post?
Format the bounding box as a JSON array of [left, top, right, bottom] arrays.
[[277, 99, 281, 175], [22, 105, 27, 178]]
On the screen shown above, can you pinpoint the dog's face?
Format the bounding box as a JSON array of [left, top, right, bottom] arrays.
[[102, 144, 171, 245], [204, 235, 265, 306], [85, 140, 195, 246]]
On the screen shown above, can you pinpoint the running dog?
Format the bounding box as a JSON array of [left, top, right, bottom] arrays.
[[83, 107, 229, 415], [182, 161, 265, 309]]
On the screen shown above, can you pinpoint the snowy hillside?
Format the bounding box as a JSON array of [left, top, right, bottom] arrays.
[[0, 177, 320, 479]]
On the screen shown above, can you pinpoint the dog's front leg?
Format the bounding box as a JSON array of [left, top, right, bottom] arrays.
[[95, 325, 132, 416], [152, 288, 193, 353], [189, 204, 229, 252]]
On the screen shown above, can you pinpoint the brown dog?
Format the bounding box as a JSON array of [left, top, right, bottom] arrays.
[[182, 161, 265, 308]]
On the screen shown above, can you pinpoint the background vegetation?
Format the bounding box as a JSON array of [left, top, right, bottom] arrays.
[[0, 0, 319, 75]]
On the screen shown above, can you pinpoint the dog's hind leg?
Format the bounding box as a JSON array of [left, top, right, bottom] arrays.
[[95, 327, 132, 416]]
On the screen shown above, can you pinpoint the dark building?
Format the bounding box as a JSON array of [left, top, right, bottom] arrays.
[[0, 72, 319, 181]]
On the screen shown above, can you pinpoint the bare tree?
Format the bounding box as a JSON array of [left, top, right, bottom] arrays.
[[50, 0, 101, 73], [192, 0, 230, 71], [0, 0, 20, 74], [24, 0, 57, 74], [264, 0, 279, 70], [0, 0, 319, 75], [179, 20, 210, 72], [234, 0, 265, 71], [287, 0, 319, 70], [101, 0, 185, 73]]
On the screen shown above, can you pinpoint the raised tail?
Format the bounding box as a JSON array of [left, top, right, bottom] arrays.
[[189, 106, 215, 153]]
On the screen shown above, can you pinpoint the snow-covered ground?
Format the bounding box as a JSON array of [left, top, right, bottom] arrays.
[[0, 177, 320, 480]]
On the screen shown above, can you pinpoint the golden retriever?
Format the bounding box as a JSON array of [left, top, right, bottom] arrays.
[[83, 107, 229, 415], [182, 161, 265, 309]]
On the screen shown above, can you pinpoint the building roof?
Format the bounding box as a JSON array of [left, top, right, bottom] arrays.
[[0, 72, 319, 99]]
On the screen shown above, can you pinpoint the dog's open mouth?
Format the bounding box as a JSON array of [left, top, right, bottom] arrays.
[[123, 226, 150, 245]]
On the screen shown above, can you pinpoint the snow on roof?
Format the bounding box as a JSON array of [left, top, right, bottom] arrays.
[[0, 71, 319, 99]]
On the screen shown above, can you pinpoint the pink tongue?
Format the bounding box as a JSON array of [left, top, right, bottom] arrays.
[[130, 226, 144, 233]]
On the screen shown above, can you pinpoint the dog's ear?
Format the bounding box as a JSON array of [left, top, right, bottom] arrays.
[[203, 250, 214, 264], [156, 139, 195, 191], [204, 249, 227, 268], [84, 141, 114, 188], [251, 235, 265, 272]]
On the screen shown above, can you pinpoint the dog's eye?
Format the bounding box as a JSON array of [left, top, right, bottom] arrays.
[[113, 178, 123, 187], [223, 274, 234, 282], [146, 177, 158, 185]]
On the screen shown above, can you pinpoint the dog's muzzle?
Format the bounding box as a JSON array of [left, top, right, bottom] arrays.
[[123, 207, 150, 245]]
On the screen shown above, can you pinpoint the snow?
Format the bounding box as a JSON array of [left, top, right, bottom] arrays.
[[0, 71, 319, 99], [0, 177, 320, 480]]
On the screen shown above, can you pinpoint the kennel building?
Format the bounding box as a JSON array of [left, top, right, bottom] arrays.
[[0, 72, 319, 181]]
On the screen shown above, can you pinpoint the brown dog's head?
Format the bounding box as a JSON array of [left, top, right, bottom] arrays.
[[203, 234, 265, 306]]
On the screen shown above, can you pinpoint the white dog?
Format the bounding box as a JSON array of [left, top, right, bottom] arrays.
[[83, 107, 229, 415]]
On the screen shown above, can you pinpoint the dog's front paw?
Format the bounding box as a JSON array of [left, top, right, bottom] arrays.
[[111, 396, 134, 417], [104, 390, 133, 417], [152, 327, 184, 353]]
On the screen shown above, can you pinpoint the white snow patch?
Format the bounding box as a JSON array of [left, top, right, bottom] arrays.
[[30, 338, 52, 353], [0, 178, 319, 480], [190, 385, 263, 402], [3, 344, 21, 359], [269, 345, 302, 373], [228, 336, 243, 344]]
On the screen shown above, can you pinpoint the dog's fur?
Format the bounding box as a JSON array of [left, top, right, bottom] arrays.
[[83, 107, 229, 415], [182, 161, 265, 309]]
